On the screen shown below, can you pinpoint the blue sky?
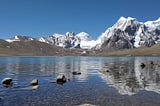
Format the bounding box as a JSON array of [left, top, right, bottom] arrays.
[[0, 0, 159, 40]]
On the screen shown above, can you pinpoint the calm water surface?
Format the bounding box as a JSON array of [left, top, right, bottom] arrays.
[[0, 56, 160, 106]]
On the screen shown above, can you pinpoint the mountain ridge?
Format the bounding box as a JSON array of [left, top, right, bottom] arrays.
[[4, 16, 160, 51], [96, 16, 160, 50]]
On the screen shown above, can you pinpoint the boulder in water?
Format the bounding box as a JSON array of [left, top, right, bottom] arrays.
[[56, 75, 66, 84], [2, 77, 12, 88], [30, 79, 38, 85]]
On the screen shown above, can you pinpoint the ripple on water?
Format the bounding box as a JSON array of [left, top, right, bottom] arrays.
[[0, 56, 160, 106]]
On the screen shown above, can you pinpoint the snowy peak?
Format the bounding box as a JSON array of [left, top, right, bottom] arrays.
[[144, 17, 160, 30], [76, 32, 92, 41], [52, 33, 63, 38], [118, 16, 136, 21], [13, 35, 34, 41], [113, 16, 139, 31], [37, 32, 80, 48], [4, 17, 160, 50], [66, 32, 75, 37], [75, 32, 98, 49], [5, 32, 95, 49], [117, 16, 137, 23], [118, 16, 126, 21], [96, 16, 160, 50], [40, 31, 96, 49], [6, 35, 34, 42], [145, 17, 160, 25]]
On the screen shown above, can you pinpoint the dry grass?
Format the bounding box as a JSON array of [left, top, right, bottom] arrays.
[[94, 44, 160, 56], [0, 40, 84, 56], [0, 40, 160, 56]]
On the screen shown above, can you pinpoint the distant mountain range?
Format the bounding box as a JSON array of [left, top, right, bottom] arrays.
[[4, 16, 160, 51], [5, 32, 98, 49]]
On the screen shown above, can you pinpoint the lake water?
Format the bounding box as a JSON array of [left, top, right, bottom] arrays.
[[0, 56, 160, 106]]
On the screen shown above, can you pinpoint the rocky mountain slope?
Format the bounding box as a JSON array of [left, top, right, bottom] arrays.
[[6, 32, 96, 49], [0, 39, 85, 56], [37, 32, 80, 48], [3, 16, 160, 54], [96, 17, 160, 51]]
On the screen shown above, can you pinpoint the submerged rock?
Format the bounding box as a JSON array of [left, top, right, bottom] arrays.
[[150, 61, 154, 65], [72, 71, 81, 75], [32, 85, 39, 90], [30, 79, 38, 85], [99, 68, 111, 74], [56, 75, 66, 84], [140, 63, 145, 69]]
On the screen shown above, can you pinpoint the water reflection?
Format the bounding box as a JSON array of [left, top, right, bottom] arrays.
[[100, 57, 160, 95], [0, 56, 160, 106], [0, 56, 160, 96], [0, 57, 103, 88]]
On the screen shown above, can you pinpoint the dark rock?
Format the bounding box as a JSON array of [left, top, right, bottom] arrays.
[[2, 78, 12, 88], [56, 75, 66, 84], [140, 63, 145, 69], [106, 69, 110, 72], [30, 79, 38, 85], [72, 71, 81, 75], [2, 78, 12, 85], [150, 61, 154, 65]]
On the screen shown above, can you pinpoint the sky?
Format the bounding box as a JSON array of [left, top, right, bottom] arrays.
[[0, 0, 160, 40]]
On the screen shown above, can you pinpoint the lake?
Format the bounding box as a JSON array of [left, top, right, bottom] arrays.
[[0, 56, 160, 106]]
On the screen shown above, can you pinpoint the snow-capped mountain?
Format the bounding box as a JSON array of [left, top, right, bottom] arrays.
[[5, 17, 160, 50], [96, 16, 160, 50], [6, 35, 34, 42], [75, 32, 98, 49], [37, 32, 97, 49], [145, 18, 160, 30], [37, 32, 81, 48], [76, 32, 92, 41], [6, 32, 95, 49]]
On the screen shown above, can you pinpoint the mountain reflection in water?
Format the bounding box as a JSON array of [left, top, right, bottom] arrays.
[[99, 57, 160, 95], [0, 56, 160, 106]]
